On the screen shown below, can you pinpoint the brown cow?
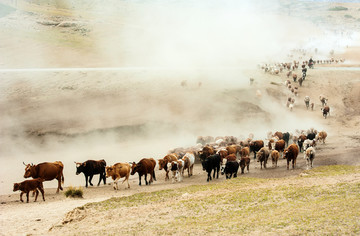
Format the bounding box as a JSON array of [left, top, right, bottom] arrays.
[[217, 149, 229, 161], [239, 147, 250, 159], [158, 154, 178, 181], [283, 144, 299, 170], [321, 106, 330, 119], [105, 163, 131, 190], [273, 131, 283, 140], [131, 158, 156, 186], [23, 161, 64, 193], [13, 178, 45, 203], [256, 147, 270, 169], [316, 131, 328, 144], [226, 145, 237, 156], [198, 146, 215, 160], [240, 157, 250, 174], [274, 140, 286, 157], [270, 150, 280, 168]]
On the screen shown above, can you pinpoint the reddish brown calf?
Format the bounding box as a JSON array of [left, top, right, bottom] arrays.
[[13, 178, 45, 203]]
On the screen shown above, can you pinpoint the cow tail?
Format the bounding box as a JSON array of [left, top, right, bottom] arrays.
[[153, 171, 156, 181], [61, 174, 64, 184]]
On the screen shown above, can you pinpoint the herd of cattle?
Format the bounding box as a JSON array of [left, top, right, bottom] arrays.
[[13, 129, 328, 203], [260, 57, 335, 118]]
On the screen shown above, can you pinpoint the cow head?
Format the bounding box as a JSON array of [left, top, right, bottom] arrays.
[[283, 148, 289, 159], [75, 162, 85, 175], [23, 162, 35, 178], [158, 159, 166, 170], [105, 166, 113, 178], [13, 183, 20, 192], [130, 162, 138, 175]]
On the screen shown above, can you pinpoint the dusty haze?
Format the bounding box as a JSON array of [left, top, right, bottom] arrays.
[[0, 0, 359, 194]]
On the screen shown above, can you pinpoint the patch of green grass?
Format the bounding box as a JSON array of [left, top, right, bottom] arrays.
[[302, 165, 360, 177], [64, 186, 83, 198], [71, 165, 360, 235], [328, 6, 348, 11], [344, 14, 353, 19]]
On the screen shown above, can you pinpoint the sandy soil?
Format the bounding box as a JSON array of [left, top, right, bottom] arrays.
[[0, 0, 360, 235]]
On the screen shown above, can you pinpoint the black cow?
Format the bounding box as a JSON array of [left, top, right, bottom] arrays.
[[307, 132, 316, 140], [249, 140, 264, 160], [221, 161, 239, 179], [75, 159, 106, 188], [201, 154, 221, 182], [282, 132, 290, 146]]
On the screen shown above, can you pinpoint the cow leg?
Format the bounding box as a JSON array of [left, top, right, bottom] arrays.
[[287, 160, 290, 170], [89, 175, 94, 186], [145, 174, 149, 185], [103, 172, 107, 185], [138, 174, 142, 186], [149, 171, 154, 184], [247, 164, 250, 172], [85, 175, 89, 188], [97, 173, 103, 186], [293, 159, 297, 169], [216, 167, 219, 179], [39, 186, 45, 201], [165, 171, 169, 181], [122, 175, 130, 189], [113, 177, 120, 190], [26, 191, 30, 203], [34, 189, 39, 202], [56, 176, 62, 193], [20, 191, 24, 202]]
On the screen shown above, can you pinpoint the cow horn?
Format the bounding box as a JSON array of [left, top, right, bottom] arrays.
[[23, 162, 26, 166], [31, 163, 33, 166]]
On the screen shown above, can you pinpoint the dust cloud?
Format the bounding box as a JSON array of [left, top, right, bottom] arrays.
[[0, 0, 340, 194]]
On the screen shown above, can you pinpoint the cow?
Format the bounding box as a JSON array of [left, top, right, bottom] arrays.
[[105, 163, 131, 190], [304, 147, 316, 169], [273, 132, 283, 140], [168, 159, 184, 183], [181, 152, 195, 177], [239, 147, 250, 159], [198, 146, 215, 160], [304, 96, 310, 109], [297, 134, 307, 152], [256, 147, 270, 169], [201, 154, 221, 182], [283, 144, 299, 170], [292, 73, 297, 82], [23, 161, 64, 193], [13, 178, 45, 203], [303, 139, 316, 151], [240, 157, 250, 174], [319, 95, 328, 107], [249, 140, 264, 160], [131, 158, 156, 186], [272, 140, 286, 157], [158, 154, 178, 181], [282, 132, 290, 147], [316, 131, 328, 144], [270, 150, 280, 168], [75, 160, 106, 188], [226, 145, 237, 156], [321, 106, 330, 119], [221, 161, 239, 179], [307, 132, 316, 140]]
